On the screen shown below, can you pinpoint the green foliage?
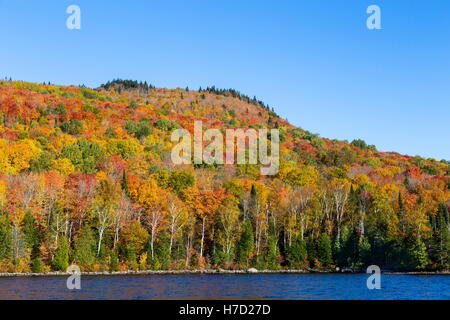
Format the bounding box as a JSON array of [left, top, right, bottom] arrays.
[[109, 251, 120, 271], [262, 235, 280, 269], [31, 245, 43, 273], [237, 219, 254, 266], [429, 204, 450, 269], [104, 128, 117, 138], [60, 120, 83, 135], [124, 119, 152, 139], [320, 148, 356, 167], [61, 139, 104, 174], [152, 170, 194, 195], [73, 226, 97, 270], [407, 239, 429, 270], [151, 233, 171, 270], [155, 118, 180, 131], [100, 79, 154, 92], [30, 151, 55, 173], [351, 139, 376, 151], [106, 139, 141, 159], [52, 236, 69, 271], [22, 212, 40, 249], [82, 103, 100, 114], [286, 236, 308, 268], [49, 103, 67, 116], [128, 101, 138, 109], [317, 233, 333, 268], [0, 215, 12, 260]]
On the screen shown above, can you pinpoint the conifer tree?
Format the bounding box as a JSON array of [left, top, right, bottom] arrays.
[[317, 233, 333, 268], [237, 219, 254, 267], [52, 236, 69, 271]]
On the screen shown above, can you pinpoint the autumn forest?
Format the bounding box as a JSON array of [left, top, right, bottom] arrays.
[[0, 79, 449, 273]]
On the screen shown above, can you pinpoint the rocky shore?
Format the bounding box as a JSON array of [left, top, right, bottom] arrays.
[[0, 268, 448, 278]]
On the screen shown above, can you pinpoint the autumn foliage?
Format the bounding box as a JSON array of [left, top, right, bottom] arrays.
[[0, 79, 448, 273]]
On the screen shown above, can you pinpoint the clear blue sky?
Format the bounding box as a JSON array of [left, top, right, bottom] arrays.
[[1, 0, 449, 160]]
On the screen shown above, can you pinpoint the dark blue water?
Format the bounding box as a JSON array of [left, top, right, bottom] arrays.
[[0, 274, 448, 300]]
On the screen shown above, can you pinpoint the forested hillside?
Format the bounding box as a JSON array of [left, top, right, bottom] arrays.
[[0, 79, 448, 273]]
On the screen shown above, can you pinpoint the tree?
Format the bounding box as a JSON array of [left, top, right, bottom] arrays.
[[183, 187, 225, 258], [21, 211, 40, 250], [166, 193, 188, 255], [129, 178, 167, 260], [52, 236, 69, 271], [73, 225, 97, 269], [121, 220, 149, 268], [61, 139, 104, 174], [0, 215, 12, 260], [237, 219, 254, 266], [286, 236, 308, 268], [92, 178, 121, 256], [217, 196, 240, 261], [317, 233, 333, 268], [429, 204, 450, 269]]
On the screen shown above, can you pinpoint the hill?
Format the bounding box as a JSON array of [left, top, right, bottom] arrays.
[[0, 79, 448, 273]]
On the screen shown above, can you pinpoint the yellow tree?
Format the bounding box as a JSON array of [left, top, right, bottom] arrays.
[[166, 192, 188, 255], [129, 177, 168, 260], [217, 195, 240, 259], [183, 186, 225, 258], [92, 177, 121, 256]]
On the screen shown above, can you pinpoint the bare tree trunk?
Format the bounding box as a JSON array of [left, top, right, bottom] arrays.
[[200, 217, 205, 257]]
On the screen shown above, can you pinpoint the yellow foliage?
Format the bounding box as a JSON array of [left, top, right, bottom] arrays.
[[0, 139, 41, 174], [95, 171, 108, 181], [52, 158, 75, 176], [0, 179, 6, 207], [278, 165, 319, 187]]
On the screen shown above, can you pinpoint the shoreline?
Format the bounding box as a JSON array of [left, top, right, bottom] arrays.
[[1, 269, 449, 278]]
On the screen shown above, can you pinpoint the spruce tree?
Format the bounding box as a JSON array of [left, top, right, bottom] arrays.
[[286, 236, 307, 268], [22, 211, 40, 249], [0, 215, 12, 261], [73, 226, 96, 270], [52, 236, 69, 271], [237, 219, 254, 267], [263, 235, 280, 269], [317, 233, 333, 268], [429, 204, 450, 269], [121, 170, 129, 195]]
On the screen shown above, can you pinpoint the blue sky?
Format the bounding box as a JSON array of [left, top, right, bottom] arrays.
[[1, 0, 449, 160]]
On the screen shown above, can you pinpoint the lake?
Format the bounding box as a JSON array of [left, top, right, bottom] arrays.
[[0, 274, 448, 300]]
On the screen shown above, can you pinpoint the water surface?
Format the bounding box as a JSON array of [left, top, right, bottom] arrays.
[[0, 274, 448, 300]]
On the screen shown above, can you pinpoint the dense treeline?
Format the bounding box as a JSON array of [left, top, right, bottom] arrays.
[[0, 80, 448, 273]]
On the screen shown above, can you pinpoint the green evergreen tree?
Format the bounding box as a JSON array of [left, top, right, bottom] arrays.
[[121, 170, 129, 195], [306, 237, 318, 267], [317, 233, 333, 268], [429, 204, 450, 269], [73, 226, 97, 270], [30, 245, 43, 273], [286, 236, 307, 268], [153, 233, 171, 270], [237, 219, 254, 266], [409, 239, 429, 270], [358, 235, 372, 267], [109, 250, 120, 271], [22, 211, 40, 249], [263, 235, 280, 269], [0, 215, 12, 260], [52, 236, 69, 271]]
